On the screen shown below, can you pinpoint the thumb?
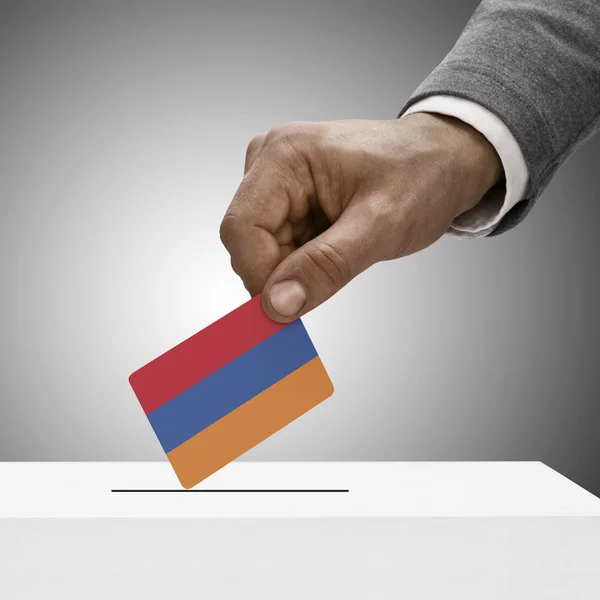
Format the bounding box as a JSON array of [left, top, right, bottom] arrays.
[[262, 203, 385, 321]]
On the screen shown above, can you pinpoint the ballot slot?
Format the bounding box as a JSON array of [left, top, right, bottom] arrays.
[[110, 488, 350, 493]]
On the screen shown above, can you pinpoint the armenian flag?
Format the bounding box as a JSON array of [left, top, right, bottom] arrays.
[[129, 295, 334, 489]]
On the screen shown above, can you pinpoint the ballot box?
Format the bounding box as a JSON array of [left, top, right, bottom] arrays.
[[1, 462, 599, 598]]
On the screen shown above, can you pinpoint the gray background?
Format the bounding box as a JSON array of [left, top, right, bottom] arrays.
[[1, 0, 599, 495]]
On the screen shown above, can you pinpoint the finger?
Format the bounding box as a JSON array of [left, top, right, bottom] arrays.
[[262, 199, 388, 321], [220, 211, 281, 296], [220, 152, 311, 295]]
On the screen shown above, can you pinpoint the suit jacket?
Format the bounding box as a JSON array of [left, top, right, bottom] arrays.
[[399, 0, 600, 235]]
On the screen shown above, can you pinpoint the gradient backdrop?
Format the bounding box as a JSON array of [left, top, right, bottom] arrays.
[[1, 0, 599, 496]]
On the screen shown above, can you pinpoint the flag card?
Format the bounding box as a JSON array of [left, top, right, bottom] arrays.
[[129, 295, 334, 489]]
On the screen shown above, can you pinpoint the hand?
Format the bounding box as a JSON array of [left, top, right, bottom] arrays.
[[220, 114, 503, 322]]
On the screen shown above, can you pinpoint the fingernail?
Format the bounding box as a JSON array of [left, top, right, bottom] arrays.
[[269, 280, 307, 317]]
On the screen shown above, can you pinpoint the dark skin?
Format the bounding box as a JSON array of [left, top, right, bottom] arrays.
[[220, 113, 503, 321]]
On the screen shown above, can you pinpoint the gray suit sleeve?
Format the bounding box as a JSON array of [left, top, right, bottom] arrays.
[[399, 0, 600, 235]]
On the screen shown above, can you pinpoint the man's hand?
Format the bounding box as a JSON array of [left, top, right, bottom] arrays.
[[220, 114, 503, 322]]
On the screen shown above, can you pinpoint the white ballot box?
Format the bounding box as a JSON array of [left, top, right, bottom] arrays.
[[1, 462, 599, 599]]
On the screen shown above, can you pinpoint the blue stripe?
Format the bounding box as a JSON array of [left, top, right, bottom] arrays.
[[147, 319, 317, 453]]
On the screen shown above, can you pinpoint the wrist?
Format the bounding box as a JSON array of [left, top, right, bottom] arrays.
[[402, 112, 504, 217]]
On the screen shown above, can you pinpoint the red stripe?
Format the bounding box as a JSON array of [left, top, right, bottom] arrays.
[[129, 295, 287, 414]]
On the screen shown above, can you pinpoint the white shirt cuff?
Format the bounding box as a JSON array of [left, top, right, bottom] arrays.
[[402, 96, 529, 238]]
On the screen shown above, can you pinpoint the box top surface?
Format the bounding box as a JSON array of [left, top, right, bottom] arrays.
[[1, 461, 599, 518]]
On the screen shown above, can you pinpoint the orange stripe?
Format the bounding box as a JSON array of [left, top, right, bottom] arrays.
[[166, 357, 334, 489]]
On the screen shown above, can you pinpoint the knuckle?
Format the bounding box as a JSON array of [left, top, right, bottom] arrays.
[[266, 122, 301, 142], [245, 133, 266, 164], [302, 240, 351, 287], [261, 125, 309, 174], [264, 124, 288, 146], [219, 213, 241, 248], [264, 122, 311, 155]]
